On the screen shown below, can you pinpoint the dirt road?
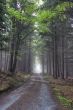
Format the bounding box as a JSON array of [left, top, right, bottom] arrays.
[[0, 74, 58, 110]]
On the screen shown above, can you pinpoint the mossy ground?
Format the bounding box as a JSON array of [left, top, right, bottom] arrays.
[[0, 72, 30, 92], [44, 75, 73, 110]]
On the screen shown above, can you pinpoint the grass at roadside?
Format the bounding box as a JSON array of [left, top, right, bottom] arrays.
[[0, 72, 30, 92], [44, 75, 73, 110]]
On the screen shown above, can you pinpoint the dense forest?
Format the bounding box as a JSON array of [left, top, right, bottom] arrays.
[[0, 0, 73, 79], [0, 0, 73, 110]]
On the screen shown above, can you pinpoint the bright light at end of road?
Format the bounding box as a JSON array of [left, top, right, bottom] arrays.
[[34, 63, 42, 74], [33, 56, 42, 74]]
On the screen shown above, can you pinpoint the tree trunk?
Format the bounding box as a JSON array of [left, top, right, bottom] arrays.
[[12, 36, 20, 73], [61, 35, 64, 79], [8, 36, 15, 73]]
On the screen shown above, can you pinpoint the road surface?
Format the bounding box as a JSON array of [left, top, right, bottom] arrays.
[[0, 74, 59, 110]]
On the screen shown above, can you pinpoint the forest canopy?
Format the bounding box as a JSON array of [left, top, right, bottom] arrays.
[[0, 0, 73, 79]]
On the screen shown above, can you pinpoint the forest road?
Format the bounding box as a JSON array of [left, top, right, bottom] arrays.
[[0, 74, 59, 110]]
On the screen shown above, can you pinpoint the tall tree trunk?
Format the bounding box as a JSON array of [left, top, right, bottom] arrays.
[[8, 17, 16, 73], [54, 35, 58, 79], [52, 37, 55, 77], [61, 35, 64, 79], [0, 45, 2, 71], [28, 37, 32, 73], [49, 51, 52, 75], [47, 51, 49, 74], [8, 36, 15, 73], [42, 54, 44, 74], [12, 36, 20, 73]]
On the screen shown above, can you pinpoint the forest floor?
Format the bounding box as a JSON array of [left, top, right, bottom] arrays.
[[44, 75, 73, 110], [0, 71, 30, 93]]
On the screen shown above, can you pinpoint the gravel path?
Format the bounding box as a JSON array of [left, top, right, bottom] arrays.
[[0, 74, 59, 110]]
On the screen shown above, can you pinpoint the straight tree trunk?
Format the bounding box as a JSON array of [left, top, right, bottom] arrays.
[[12, 36, 20, 73], [27, 36, 32, 73], [54, 35, 58, 79], [0, 48, 2, 71], [61, 35, 64, 79], [8, 36, 15, 73]]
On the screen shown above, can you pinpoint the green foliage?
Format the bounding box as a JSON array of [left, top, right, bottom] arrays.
[[36, 2, 73, 33], [55, 2, 73, 12], [0, 0, 7, 48], [58, 95, 73, 108], [0, 0, 6, 27], [7, 0, 37, 24], [7, 7, 26, 21], [32, 35, 45, 55], [37, 10, 56, 23], [37, 2, 73, 23]]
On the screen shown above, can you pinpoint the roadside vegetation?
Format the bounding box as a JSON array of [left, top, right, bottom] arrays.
[[0, 71, 30, 92], [44, 75, 73, 110]]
